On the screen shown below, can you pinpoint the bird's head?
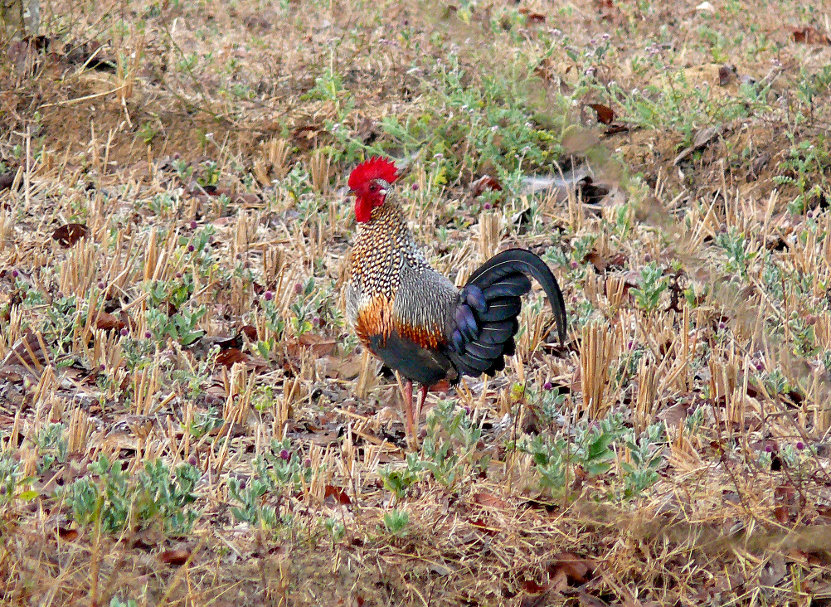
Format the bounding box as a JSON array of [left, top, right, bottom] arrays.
[[348, 157, 399, 223]]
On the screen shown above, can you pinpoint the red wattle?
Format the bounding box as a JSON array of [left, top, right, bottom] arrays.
[[354, 198, 371, 223]]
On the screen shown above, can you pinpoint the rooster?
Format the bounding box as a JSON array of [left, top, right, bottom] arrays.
[[344, 157, 567, 447]]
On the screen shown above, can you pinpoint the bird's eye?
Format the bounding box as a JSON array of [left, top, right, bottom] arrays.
[[369, 184, 377, 191]]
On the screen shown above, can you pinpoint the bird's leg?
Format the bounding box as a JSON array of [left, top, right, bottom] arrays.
[[416, 384, 429, 429], [403, 379, 416, 450]]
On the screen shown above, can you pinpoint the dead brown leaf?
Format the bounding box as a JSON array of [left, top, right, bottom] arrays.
[[215, 348, 249, 368], [718, 64, 737, 86], [94, 311, 125, 332], [324, 485, 351, 505], [158, 549, 191, 566], [52, 223, 89, 247], [239, 325, 258, 341], [57, 527, 79, 541], [521, 578, 549, 594], [473, 491, 509, 510], [0, 330, 50, 380], [0, 171, 14, 191], [470, 175, 503, 197], [587, 103, 615, 125], [791, 26, 831, 45], [547, 552, 595, 585], [286, 333, 337, 358], [673, 126, 723, 165]]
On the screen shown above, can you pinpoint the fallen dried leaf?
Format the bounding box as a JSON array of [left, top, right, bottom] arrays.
[[0, 330, 49, 380], [473, 491, 509, 510], [471, 175, 503, 197], [94, 311, 125, 332], [286, 333, 337, 358], [159, 549, 191, 566], [239, 325, 258, 341], [547, 552, 595, 585], [673, 126, 723, 165], [215, 348, 249, 368], [518, 8, 545, 23], [521, 578, 549, 594], [0, 172, 14, 191], [324, 485, 351, 505], [52, 223, 89, 247], [587, 103, 615, 125], [791, 26, 831, 45], [718, 64, 737, 86], [58, 527, 79, 541]]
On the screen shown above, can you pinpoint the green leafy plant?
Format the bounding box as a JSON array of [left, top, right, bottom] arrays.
[[631, 262, 668, 312], [67, 455, 201, 535], [227, 439, 314, 527], [382, 509, 409, 536]]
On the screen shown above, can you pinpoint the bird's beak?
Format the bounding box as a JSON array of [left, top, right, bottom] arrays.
[[379, 189, 387, 197]]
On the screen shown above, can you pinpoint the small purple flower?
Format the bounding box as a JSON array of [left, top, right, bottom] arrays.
[[11, 269, 18, 278], [570, 261, 578, 269], [0, 486, 6, 495], [120, 328, 129, 337], [483, 202, 492, 210], [463, 406, 471, 415], [239, 479, 246, 490], [98, 281, 106, 289], [304, 458, 312, 468], [764, 444, 773, 453], [144, 331, 152, 339], [627, 341, 634, 350], [718, 322, 727, 330], [411, 183, 419, 191], [644, 253, 652, 262], [187, 244, 195, 252], [755, 361, 765, 372], [796, 441, 805, 450], [175, 272, 182, 279], [264, 290, 274, 301], [190, 220, 198, 229], [543, 381, 553, 391], [807, 211, 813, 218], [99, 364, 106, 371], [294, 282, 303, 295], [313, 316, 321, 326], [279, 449, 290, 461], [188, 455, 197, 466]]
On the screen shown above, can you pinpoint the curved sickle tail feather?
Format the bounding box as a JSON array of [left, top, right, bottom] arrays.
[[447, 248, 567, 379]]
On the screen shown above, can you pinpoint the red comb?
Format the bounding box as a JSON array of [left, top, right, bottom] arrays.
[[348, 157, 399, 190]]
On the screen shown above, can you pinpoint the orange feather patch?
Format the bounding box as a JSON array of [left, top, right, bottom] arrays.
[[355, 296, 394, 347], [355, 296, 445, 352], [396, 322, 444, 350]]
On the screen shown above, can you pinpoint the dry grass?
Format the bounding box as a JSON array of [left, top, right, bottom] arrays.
[[1, 0, 831, 605]]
